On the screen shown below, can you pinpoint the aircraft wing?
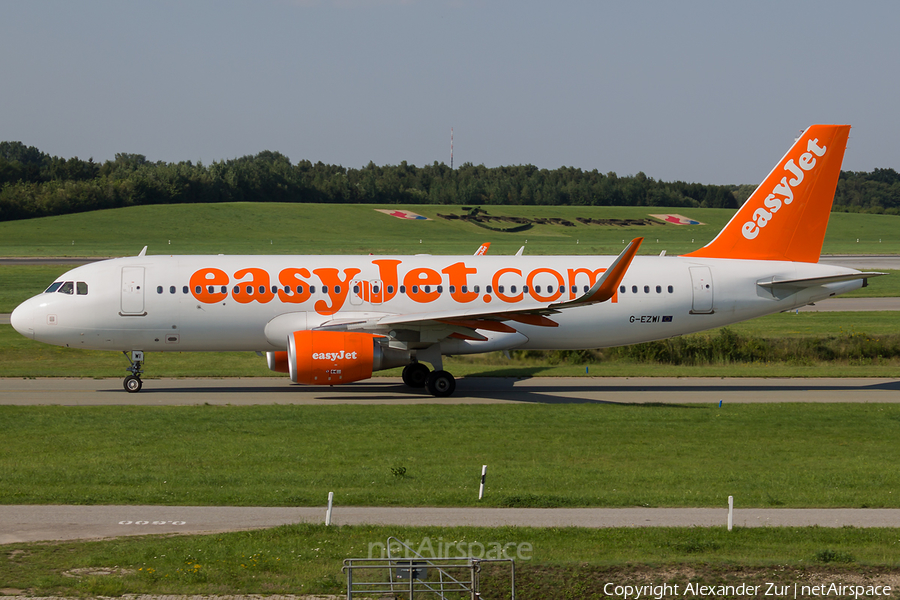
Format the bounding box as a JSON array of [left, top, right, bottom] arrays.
[[317, 238, 643, 339]]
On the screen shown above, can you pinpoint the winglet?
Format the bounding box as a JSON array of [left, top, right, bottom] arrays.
[[683, 125, 850, 263], [474, 243, 490, 256], [138, 246, 148, 257], [551, 237, 643, 309]]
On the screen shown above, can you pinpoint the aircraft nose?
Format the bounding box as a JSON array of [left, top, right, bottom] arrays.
[[10, 301, 34, 339]]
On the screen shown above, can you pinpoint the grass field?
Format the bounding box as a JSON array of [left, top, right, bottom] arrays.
[[3, 403, 899, 508], [1, 203, 900, 257], [3, 524, 899, 597]]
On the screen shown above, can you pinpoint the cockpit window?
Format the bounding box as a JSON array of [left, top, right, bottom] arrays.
[[57, 281, 75, 295], [77, 282, 88, 295], [45, 282, 63, 293]]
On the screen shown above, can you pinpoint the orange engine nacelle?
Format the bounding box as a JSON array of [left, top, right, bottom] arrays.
[[266, 351, 290, 373], [285, 330, 408, 385]]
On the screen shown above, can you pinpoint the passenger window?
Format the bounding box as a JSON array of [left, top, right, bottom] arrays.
[[322, 286, 329, 294], [169, 286, 176, 294], [656, 285, 662, 293], [437, 285, 443, 293], [207, 285, 215, 294], [644, 285, 650, 293], [620, 285, 626, 293], [335, 285, 341, 294], [183, 286, 189, 294], [450, 285, 456, 293], [310, 285, 316, 293], [45, 282, 63, 293], [353, 285, 360, 294], [77, 282, 88, 295], [58, 281, 74, 294], [296, 285, 304, 294], [632, 285, 638, 293], [234, 286, 240, 294], [547, 286, 554, 294], [221, 286, 227, 294], [400, 286, 406, 293], [510, 285, 516, 294], [486, 285, 493, 294], [157, 286, 163, 294], [246, 285, 252, 294], [412, 285, 419, 293], [258, 285, 266, 294], [195, 286, 201, 294], [387, 285, 394, 294], [522, 285, 528, 293], [473, 285, 480, 293], [668, 285, 674, 293], [272, 285, 278, 294]]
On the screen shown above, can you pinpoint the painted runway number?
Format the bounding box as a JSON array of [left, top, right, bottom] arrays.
[[118, 520, 187, 525]]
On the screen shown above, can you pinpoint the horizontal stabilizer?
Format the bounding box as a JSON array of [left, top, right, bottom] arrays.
[[758, 272, 886, 289]]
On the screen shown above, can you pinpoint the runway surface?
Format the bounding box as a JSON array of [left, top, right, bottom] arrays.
[[3, 505, 900, 544], [1, 376, 900, 405]]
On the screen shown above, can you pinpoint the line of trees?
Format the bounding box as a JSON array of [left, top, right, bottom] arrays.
[[1, 141, 896, 222]]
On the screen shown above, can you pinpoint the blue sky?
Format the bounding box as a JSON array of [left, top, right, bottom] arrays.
[[1, 1, 897, 184]]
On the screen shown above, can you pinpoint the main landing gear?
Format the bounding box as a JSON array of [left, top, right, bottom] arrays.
[[401, 361, 456, 397], [122, 350, 144, 393]]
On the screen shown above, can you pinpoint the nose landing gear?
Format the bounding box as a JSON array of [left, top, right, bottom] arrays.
[[122, 350, 144, 393]]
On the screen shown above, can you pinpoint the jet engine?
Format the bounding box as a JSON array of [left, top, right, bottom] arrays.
[[284, 330, 408, 385], [266, 351, 290, 373]]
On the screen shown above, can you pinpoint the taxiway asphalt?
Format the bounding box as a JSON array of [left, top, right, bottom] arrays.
[[1, 376, 899, 405], [3, 505, 900, 544]]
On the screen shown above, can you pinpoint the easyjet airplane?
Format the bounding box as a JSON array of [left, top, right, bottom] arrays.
[[10, 125, 884, 396]]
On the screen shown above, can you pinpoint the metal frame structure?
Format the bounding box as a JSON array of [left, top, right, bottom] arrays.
[[342, 536, 515, 599]]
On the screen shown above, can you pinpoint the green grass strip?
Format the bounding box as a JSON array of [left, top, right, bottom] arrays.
[[2, 524, 899, 597], [2, 403, 900, 508]]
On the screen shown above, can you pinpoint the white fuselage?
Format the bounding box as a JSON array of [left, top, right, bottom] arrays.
[[11, 253, 863, 356]]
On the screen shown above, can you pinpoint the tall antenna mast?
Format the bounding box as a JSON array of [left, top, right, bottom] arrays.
[[450, 127, 454, 170]]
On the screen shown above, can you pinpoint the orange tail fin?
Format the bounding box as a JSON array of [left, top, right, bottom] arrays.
[[683, 124, 850, 263]]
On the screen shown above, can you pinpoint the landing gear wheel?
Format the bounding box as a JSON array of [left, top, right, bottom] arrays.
[[122, 350, 145, 393], [123, 375, 143, 393], [425, 370, 456, 397], [402, 362, 430, 388]]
